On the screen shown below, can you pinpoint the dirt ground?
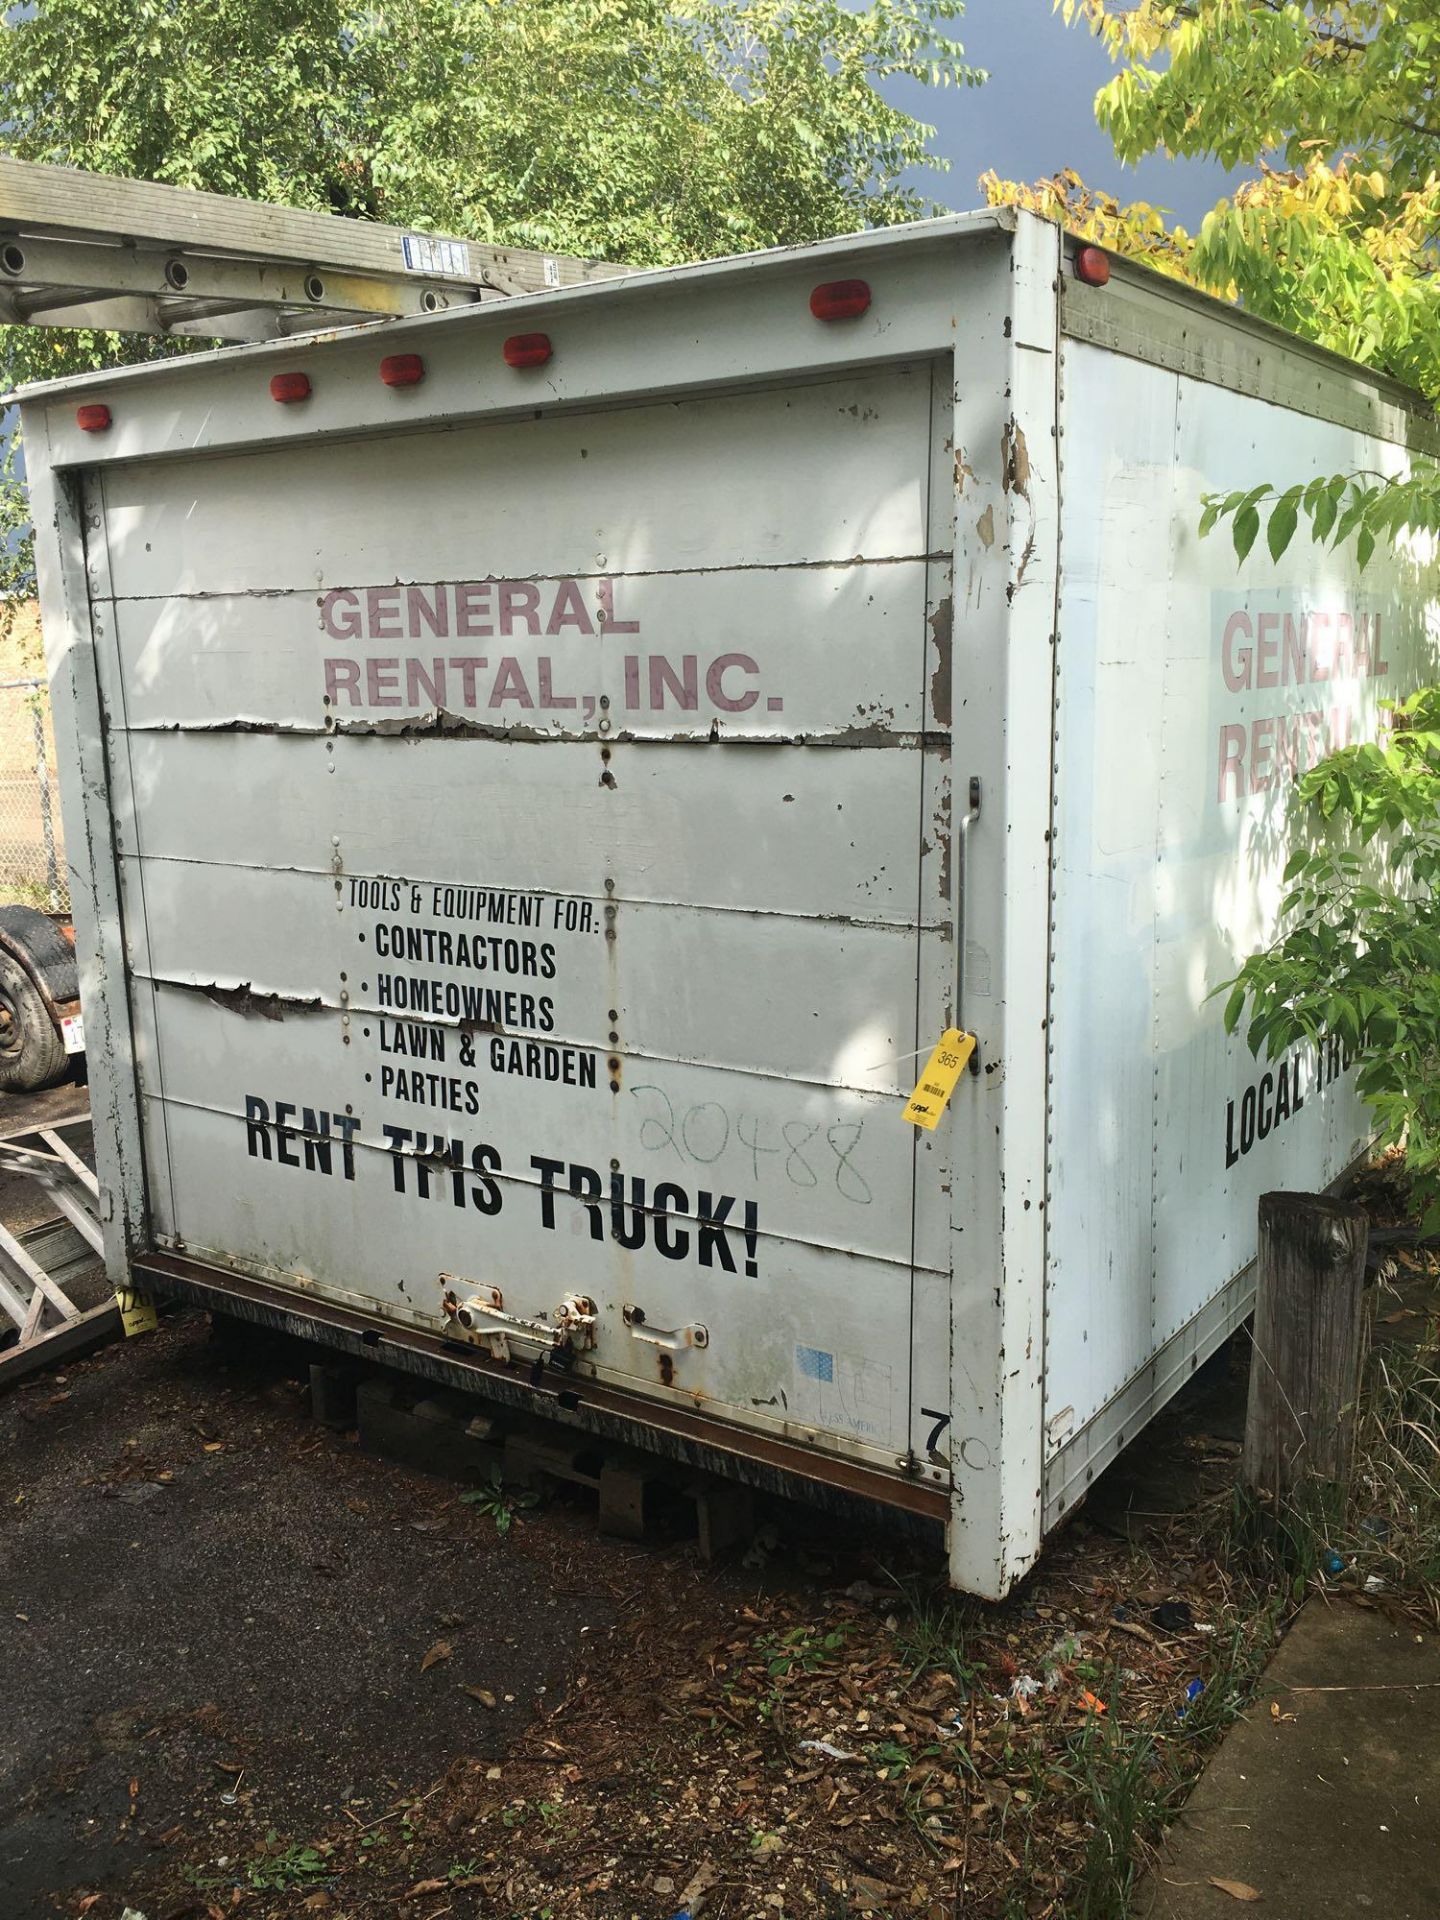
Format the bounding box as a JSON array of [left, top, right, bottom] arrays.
[[5, 1116, 1433, 1920], [1, 1294, 1279, 1920]]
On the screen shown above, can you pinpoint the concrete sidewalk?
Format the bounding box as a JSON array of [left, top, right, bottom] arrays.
[[1145, 1600, 1440, 1919]]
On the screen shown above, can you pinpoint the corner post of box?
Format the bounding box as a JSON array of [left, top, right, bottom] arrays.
[[945, 212, 1062, 1597], [26, 415, 149, 1286]]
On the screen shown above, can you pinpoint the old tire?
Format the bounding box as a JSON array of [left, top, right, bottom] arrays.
[[0, 950, 67, 1093]]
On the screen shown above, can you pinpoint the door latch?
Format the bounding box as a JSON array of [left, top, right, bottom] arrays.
[[440, 1276, 597, 1364], [622, 1303, 708, 1351]]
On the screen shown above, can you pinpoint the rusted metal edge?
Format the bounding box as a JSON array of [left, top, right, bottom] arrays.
[[135, 1249, 948, 1526]]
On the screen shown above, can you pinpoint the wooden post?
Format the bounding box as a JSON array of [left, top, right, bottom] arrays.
[[1243, 1190, 1369, 1506]]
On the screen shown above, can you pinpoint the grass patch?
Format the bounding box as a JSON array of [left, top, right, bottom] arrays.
[[1344, 1340, 1440, 1614], [886, 1574, 985, 1690], [1227, 1330, 1440, 1622]]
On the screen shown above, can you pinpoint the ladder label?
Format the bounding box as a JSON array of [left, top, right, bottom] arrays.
[[402, 234, 472, 278]]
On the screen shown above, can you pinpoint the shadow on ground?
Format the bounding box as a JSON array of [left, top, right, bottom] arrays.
[[0, 1313, 615, 1919]]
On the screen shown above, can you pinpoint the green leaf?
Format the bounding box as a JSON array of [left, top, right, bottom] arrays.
[[1267, 489, 1301, 560], [1233, 504, 1261, 563]]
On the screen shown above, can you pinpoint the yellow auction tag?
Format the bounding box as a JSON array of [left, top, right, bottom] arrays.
[[115, 1286, 158, 1338], [902, 1029, 976, 1130]]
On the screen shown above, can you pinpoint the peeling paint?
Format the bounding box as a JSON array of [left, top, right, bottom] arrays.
[[934, 783, 954, 906], [1009, 530, 1038, 602], [975, 505, 995, 550], [125, 714, 948, 750], [1000, 419, 1031, 498], [196, 981, 324, 1021], [927, 596, 952, 729]]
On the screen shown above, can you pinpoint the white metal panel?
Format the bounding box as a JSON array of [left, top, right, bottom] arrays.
[[97, 371, 935, 597], [26, 457, 149, 1287], [25, 215, 1012, 477], [1046, 343, 1440, 1511], [116, 731, 929, 924], [89, 362, 957, 1480], [1045, 355, 1174, 1418], [121, 859, 924, 1095], [142, 980, 924, 1271], [107, 565, 931, 741], [157, 1085, 919, 1472], [942, 215, 1061, 1595]]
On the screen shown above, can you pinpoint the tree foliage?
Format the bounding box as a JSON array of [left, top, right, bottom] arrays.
[[980, 166, 1198, 282], [1060, 2, 1440, 561], [0, 0, 980, 595], [1224, 691, 1440, 1227], [1, 0, 977, 273]]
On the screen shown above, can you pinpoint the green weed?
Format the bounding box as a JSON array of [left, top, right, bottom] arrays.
[[245, 1831, 333, 1892], [460, 1474, 539, 1536], [754, 1622, 848, 1678]]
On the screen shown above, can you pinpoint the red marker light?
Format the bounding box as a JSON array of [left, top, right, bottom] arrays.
[[380, 353, 425, 387], [1074, 246, 1111, 287], [809, 279, 871, 321], [503, 332, 553, 369], [269, 371, 312, 404], [75, 403, 111, 433]]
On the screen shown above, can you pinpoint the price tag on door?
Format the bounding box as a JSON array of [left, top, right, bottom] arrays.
[[902, 1029, 976, 1130]]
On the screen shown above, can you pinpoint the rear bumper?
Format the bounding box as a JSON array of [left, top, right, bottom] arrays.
[[137, 1247, 949, 1533]]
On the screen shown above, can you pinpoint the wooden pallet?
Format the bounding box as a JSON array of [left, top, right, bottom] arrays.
[[347, 1368, 755, 1561]]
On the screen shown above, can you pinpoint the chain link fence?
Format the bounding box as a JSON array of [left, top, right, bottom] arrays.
[[0, 676, 68, 913]]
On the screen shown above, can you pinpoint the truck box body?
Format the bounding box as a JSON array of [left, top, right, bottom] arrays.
[[23, 211, 1437, 1596]]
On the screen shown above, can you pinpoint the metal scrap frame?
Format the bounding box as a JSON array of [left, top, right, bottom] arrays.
[[0, 1108, 117, 1384]]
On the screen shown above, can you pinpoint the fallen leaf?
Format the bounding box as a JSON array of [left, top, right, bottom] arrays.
[[420, 1638, 453, 1672], [1209, 1877, 1261, 1902], [406, 1880, 448, 1897], [853, 1875, 897, 1911], [462, 1684, 497, 1708]]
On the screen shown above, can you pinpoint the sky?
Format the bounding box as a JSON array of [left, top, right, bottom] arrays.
[[891, 0, 1243, 228]]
